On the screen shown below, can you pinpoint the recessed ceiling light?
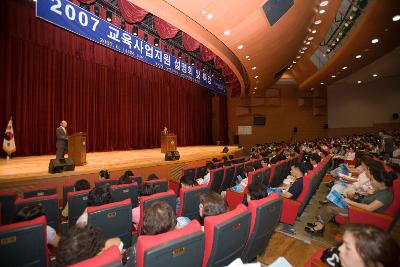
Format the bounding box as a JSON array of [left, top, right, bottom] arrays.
[[344, 23, 349, 27], [296, 55, 301, 59], [357, 80, 362, 84], [310, 87, 315, 91], [342, 66, 348, 70], [224, 30, 231, 35], [308, 36, 314, 41], [206, 13, 213, 20], [306, 41, 311, 45], [202, 10, 206, 15], [355, 55, 362, 59], [293, 61, 297, 64], [331, 75, 336, 78], [302, 47, 308, 50], [314, 20, 322, 25], [320, 1, 329, 7], [319, 9, 326, 14], [393, 15, 400, 22], [254, 87, 257, 90], [300, 51, 305, 54], [320, 82, 324, 85], [312, 29, 317, 34], [247, 58, 251, 61], [290, 65, 293, 68], [373, 74, 378, 77], [371, 38, 379, 44], [252, 67, 256, 70], [245, 55, 250, 59], [237, 44, 244, 49], [254, 76, 259, 79]]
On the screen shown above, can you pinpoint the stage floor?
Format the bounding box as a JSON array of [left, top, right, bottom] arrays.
[[0, 146, 240, 184]]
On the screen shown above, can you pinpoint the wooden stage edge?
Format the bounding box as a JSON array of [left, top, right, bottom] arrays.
[[0, 146, 242, 194]]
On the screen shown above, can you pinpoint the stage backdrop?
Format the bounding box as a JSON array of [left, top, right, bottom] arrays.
[[0, 0, 213, 156]]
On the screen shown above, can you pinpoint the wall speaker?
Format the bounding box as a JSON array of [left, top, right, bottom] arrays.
[[293, 127, 298, 133], [165, 151, 180, 161], [221, 146, 229, 153], [48, 158, 75, 174], [393, 113, 399, 120]]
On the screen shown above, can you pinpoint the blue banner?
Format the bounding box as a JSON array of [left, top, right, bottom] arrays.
[[36, 0, 225, 94]]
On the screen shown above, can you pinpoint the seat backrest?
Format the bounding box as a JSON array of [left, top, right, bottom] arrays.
[[0, 216, 48, 267], [208, 168, 224, 193], [233, 163, 245, 182], [202, 204, 251, 267], [68, 189, 91, 227], [182, 168, 196, 180], [248, 168, 265, 186], [62, 184, 75, 208], [137, 190, 176, 235], [95, 179, 119, 188], [269, 161, 287, 187], [24, 187, 57, 199], [15, 194, 59, 230], [384, 177, 400, 217], [69, 245, 122, 267], [241, 194, 282, 262], [0, 190, 17, 225], [219, 165, 235, 192], [88, 199, 132, 248], [137, 220, 204, 267], [110, 183, 139, 208], [177, 186, 210, 219], [131, 176, 142, 185], [196, 165, 208, 179], [143, 179, 169, 192], [296, 172, 314, 215]]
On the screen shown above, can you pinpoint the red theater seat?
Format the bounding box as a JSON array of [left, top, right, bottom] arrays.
[[15, 194, 59, 230], [95, 178, 120, 188], [143, 178, 169, 192], [208, 167, 224, 192], [0, 190, 17, 225], [67, 189, 91, 227], [177, 185, 209, 219], [136, 220, 204, 267], [62, 184, 76, 208], [241, 193, 282, 263], [88, 199, 132, 248], [202, 204, 251, 267], [196, 165, 208, 179], [69, 245, 122, 267], [110, 183, 138, 208], [219, 165, 235, 192], [23, 186, 57, 198], [0, 216, 48, 267], [182, 167, 196, 180]]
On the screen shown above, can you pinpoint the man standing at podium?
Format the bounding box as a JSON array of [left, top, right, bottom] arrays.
[[161, 126, 168, 136], [56, 120, 68, 159]]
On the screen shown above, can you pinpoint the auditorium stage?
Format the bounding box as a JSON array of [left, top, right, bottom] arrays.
[[0, 146, 242, 193]]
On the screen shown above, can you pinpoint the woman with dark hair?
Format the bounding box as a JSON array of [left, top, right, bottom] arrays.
[[132, 183, 161, 229], [76, 187, 112, 228], [336, 224, 399, 267], [198, 192, 228, 227], [176, 175, 198, 212], [243, 183, 268, 206], [56, 225, 122, 266], [305, 160, 395, 235], [14, 204, 60, 247], [142, 200, 177, 235]]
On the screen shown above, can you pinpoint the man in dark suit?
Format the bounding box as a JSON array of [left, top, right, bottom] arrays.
[[56, 120, 68, 159], [161, 126, 168, 136]]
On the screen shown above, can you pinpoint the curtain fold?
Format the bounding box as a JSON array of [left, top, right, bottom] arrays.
[[182, 32, 200, 51], [118, 0, 148, 24], [199, 44, 215, 62], [0, 0, 213, 156], [153, 16, 179, 39]]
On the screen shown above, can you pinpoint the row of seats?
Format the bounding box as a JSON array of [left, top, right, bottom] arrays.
[[0, 193, 283, 267]]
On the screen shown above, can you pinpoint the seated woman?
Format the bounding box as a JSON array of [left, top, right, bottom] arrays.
[[62, 178, 91, 217], [305, 159, 396, 235], [13, 204, 60, 247], [132, 183, 161, 229], [269, 162, 307, 200], [196, 162, 215, 185], [176, 175, 198, 212], [198, 191, 228, 227], [76, 186, 112, 228], [56, 225, 122, 266], [242, 183, 268, 206], [221, 166, 255, 197], [321, 224, 399, 267]]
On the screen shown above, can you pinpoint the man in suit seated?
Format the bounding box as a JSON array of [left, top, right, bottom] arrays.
[[56, 120, 68, 159]]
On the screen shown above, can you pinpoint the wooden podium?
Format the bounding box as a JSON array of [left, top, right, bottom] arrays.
[[68, 132, 87, 165], [161, 133, 177, 153]]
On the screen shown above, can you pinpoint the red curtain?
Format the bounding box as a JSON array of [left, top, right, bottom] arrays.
[[77, 0, 96, 4], [182, 32, 200, 51], [218, 95, 229, 144], [153, 16, 179, 39], [118, 0, 148, 24], [0, 0, 212, 156], [199, 44, 215, 62]]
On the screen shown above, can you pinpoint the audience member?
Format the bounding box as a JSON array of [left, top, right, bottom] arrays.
[[198, 192, 228, 226], [62, 178, 91, 217]]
